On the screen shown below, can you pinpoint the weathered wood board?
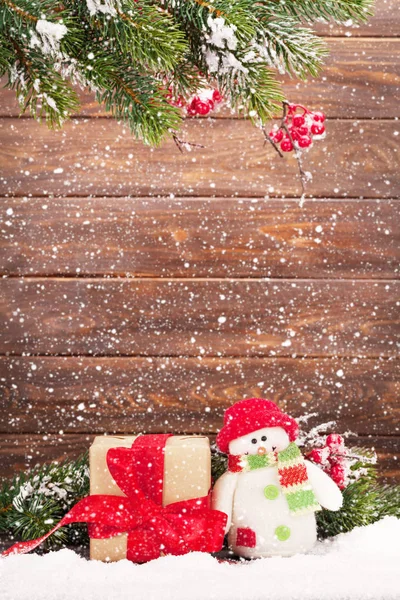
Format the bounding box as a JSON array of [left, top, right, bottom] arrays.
[[1, 357, 398, 435], [0, 198, 398, 279], [0, 279, 399, 357], [1, 119, 399, 198]]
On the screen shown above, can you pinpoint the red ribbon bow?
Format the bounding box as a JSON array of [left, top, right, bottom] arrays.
[[2, 434, 227, 562]]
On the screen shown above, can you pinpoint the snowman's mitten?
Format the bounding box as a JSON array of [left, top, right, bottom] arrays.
[[305, 460, 343, 511]]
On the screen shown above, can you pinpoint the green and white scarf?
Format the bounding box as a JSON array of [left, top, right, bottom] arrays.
[[229, 443, 321, 516]]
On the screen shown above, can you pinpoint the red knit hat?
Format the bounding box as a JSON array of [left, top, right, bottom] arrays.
[[216, 398, 299, 454]]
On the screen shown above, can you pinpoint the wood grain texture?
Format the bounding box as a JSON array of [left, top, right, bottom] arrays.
[[0, 279, 398, 357], [0, 433, 398, 483], [1, 357, 399, 435], [1, 119, 399, 198], [292, 38, 400, 118], [0, 197, 398, 279], [1, 39, 399, 119], [0, 0, 398, 487]]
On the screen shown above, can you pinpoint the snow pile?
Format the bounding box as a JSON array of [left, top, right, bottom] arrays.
[[30, 20, 68, 56], [86, 0, 120, 16], [205, 16, 238, 51], [1, 518, 399, 600], [203, 16, 249, 76]]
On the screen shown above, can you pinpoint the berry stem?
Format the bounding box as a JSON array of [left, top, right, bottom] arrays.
[[262, 128, 284, 158], [172, 134, 205, 153], [281, 102, 307, 195], [286, 101, 309, 114]]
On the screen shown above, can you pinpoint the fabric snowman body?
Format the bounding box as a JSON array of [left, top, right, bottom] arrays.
[[212, 399, 343, 558]]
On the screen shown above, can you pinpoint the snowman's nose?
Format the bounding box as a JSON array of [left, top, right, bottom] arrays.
[[257, 447, 267, 455]]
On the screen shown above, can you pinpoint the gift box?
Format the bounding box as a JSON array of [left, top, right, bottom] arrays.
[[89, 434, 214, 562], [2, 434, 226, 563]]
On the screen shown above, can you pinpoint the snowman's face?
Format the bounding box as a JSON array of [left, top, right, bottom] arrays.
[[228, 426, 290, 456]]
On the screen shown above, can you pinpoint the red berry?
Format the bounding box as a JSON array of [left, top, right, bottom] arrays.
[[186, 101, 197, 116], [313, 111, 326, 123], [280, 137, 293, 152], [197, 100, 211, 115], [292, 115, 305, 127], [169, 94, 185, 108], [308, 446, 330, 465], [297, 125, 309, 136], [212, 89, 223, 103], [206, 98, 215, 111], [298, 135, 312, 148], [311, 123, 325, 136], [268, 127, 283, 143], [330, 463, 346, 489], [308, 448, 325, 464], [187, 98, 211, 116], [288, 126, 300, 141], [326, 434, 345, 449]]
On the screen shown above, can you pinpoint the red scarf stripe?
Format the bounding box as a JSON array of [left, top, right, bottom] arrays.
[[228, 454, 243, 472], [278, 463, 308, 487]]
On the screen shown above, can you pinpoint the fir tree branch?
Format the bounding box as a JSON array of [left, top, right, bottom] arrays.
[[81, 53, 184, 145], [74, 0, 189, 73], [270, 0, 374, 24], [163, 60, 203, 101], [0, 0, 375, 144], [96, 71, 183, 146], [1, 0, 37, 23], [5, 40, 80, 127], [316, 447, 400, 539], [0, 453, 89, 549], [254, 6, 328, 79], [0, 34, 15, 76], [164, 2, 284, 122]]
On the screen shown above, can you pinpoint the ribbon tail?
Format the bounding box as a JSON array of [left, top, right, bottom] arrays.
[[2, 518, 68, 557], [1, 495, 118, 558]]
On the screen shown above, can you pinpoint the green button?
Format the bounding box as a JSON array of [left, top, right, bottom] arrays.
[[264, 485, 279, 500], [275, 525, 291, 542]]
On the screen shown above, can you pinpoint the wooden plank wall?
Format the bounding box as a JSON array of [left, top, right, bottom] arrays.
[[0, 2, 399, 481]]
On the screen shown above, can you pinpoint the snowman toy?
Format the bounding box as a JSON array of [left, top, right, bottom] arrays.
[[212, 398, 343, 558]]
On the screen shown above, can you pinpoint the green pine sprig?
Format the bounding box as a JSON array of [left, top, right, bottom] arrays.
[[316, 447, 400, 538], [273, 0, 374, 24], [0, 0, 374, 145], [0, 453, 89, 549]]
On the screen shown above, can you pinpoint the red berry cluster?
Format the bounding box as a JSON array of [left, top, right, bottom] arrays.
[[307, 433, 347, 489], [268, 104, 326, 153], [166, 88, 223, 116], [187, 89, 223, 116]]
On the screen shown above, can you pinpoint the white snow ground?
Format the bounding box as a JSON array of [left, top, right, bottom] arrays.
[[1, 517, 399, 600]]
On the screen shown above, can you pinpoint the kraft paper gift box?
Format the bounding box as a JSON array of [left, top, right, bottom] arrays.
[[89, 435, 212, 562]]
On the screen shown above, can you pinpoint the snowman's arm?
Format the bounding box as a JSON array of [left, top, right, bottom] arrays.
[[212, 471, 238, 533], [305, 460, 343, 511]]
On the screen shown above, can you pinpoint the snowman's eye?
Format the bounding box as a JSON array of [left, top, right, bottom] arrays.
[[261, 435, 267, 442], [251, 438, 257, 444]]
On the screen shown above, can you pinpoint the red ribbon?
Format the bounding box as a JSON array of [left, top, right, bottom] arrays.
[[2, 434, 227, 562]]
